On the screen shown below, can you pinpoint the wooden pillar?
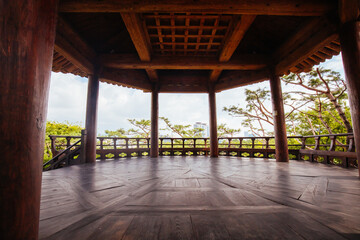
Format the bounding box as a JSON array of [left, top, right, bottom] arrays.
[[340, 21, 360, 175], [209, 84, 219, 157], [150, 87, 159, 157], [85, 72, 99, 163], [0, 1, 58, 239], [269, 71, 289, 162]]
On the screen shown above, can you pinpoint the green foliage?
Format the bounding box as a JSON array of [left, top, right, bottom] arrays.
[[44, 121, 83, 163], [127, 119, 151, 138], [217, 123, 241, 137], [160, 117, 205, 138], [223, 88, 274, 137], [104, 128, 127, 137]]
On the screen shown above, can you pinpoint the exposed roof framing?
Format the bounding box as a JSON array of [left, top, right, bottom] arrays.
[[52, 0, 342, 93]]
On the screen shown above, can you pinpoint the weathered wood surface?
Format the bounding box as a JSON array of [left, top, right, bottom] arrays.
[[40, 157, 360, 239], [269, 72, 289, 162], [85, 73, 100, 163], [0, 1, 58, 239]]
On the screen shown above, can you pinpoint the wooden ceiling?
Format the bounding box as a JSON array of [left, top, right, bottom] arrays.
[[52, 0, 342, 93]]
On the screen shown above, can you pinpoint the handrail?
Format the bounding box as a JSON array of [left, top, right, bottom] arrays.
[[43, 139, 81, 170], [48, 133, 357, 169]]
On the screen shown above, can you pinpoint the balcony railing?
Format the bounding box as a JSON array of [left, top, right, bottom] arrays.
[[49, 133, 358, 169]]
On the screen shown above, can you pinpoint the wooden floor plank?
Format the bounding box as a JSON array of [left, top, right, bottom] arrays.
[[40, 156, 360, 239]]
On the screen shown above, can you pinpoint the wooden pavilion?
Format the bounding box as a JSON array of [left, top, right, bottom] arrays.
[[1, 0, 359, 239]]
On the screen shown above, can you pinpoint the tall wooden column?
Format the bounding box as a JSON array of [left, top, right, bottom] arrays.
[[269, 71, 289, 162], [209, 84, 219, 157], [150, 87, 159, 157], [340, 21, 360, 175], [85, 72, 100, 163], [0, 1, 58, 239]]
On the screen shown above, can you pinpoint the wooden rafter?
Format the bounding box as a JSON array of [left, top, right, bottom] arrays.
[[210, 15, 256, 82], [100, 54, 267, 70], [274, 18, 338, 75], [59, 0, 336, 16], [100, 68, 151, 91], [121, 12, 158, 81], [54, 16, 96, 74]]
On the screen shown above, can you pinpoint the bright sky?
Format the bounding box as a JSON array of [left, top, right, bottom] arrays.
[[47, 55, 345, 136]]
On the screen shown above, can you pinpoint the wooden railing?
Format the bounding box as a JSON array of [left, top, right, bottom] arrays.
[[48, 133, 358, 169]]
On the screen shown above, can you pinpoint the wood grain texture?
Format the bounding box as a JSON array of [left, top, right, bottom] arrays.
[[39, 157, 360, 239], [0, 0, 58, 239], [150, 87, 159, 157], [340, 21, 360, 175], [85, 73, 100, 163], [269, 72, 289, 162], [209, 84, 219, 157]]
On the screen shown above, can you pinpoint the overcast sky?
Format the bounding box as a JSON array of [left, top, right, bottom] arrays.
[[47, 55, 345, 136]]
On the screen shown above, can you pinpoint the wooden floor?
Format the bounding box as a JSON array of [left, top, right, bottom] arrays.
[[40, 157, 360, 240]]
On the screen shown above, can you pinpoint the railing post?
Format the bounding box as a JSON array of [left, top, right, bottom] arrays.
[[301, 137, 306, 149], [79, 130, 87, 164], [66, 137, 71, 148], [113, 138, 117, 158], [314, 137, 320, 150], [265, 137, 270, 158], [50, 136, 58, 156]]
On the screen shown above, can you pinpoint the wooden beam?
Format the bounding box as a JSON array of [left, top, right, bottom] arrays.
[[158, 71, 209, 93], [215, 70, 268, 92], [0, 1, 58, 239], [54, 17, 96, 74], [274, 18, 338, 75], [100, 68, 151, 91], [121, 13, 158, 81], [219, 15, 257, 62], [210, 15, 256, 82], [59, 0, 336, 16], [269, 70, 289, 162], [55, 34, 94, 74], [100, 54, 268, 70]]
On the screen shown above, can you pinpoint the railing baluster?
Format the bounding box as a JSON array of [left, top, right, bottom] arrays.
[[47, 133, 356, 170]]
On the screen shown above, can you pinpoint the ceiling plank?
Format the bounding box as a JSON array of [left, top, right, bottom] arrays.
[[99, 54, 268, 70], [210, 15, 256, 82], [121, 12, 158, 81], [59, 0, 336, 16], [215, 70, 268, 92], [100, 68, 152, 91], [274, 18, 338, 75]]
